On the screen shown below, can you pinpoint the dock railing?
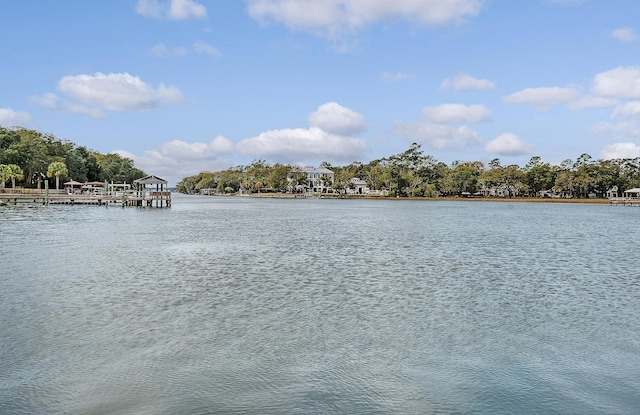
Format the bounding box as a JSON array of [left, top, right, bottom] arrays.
[[609, 196, 640, 206]]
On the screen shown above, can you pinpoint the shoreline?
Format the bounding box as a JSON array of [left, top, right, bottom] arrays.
[[223, 193, 613, 204]]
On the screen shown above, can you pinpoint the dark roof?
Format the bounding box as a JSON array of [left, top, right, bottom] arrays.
[[134, 175, 168, 185]]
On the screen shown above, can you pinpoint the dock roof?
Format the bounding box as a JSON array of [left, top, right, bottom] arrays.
[[134, 175, 168, 185]]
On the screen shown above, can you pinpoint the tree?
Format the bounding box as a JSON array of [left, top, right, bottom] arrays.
[[47, 161, 68, 190], [267, 164, 290, 192], [524, 157, 555, 196], [287, 166, 307, 192], [440, 162, 483, 196], [1, 164, 24, 188], [95, 153, 145, 183], [0, 164, 8, 188]]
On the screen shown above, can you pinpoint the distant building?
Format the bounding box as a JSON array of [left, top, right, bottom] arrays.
[[298, 166, 334, 193], [347, 177, 369, 195]]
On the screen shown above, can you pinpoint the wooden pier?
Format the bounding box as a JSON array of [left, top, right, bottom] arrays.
[[609, 197, 640, 206], [0, 175, 171, 208], [0, 189, 171, 207], [608, 188, 640, 206]]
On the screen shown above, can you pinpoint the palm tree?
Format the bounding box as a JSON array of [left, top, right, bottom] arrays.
[[47, 161, 68, 190], [0, 164, 9, 188], [3, 164, 24, 189]]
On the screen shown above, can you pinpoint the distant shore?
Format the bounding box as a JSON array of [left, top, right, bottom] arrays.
[[233, 193, 611, 204]]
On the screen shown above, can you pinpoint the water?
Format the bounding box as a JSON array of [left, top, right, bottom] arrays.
[[1, 195, 639, 414]]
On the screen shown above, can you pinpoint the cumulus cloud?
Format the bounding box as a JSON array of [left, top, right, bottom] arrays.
[[36, 72, 185, 117], [423, 103, 491, 123], [115, 136, 235, 183], [158, 136, 235, 159], [439, 73, 495, 91], [381, 72, 413, 82], [484, 133, 535, 156], [502, 86, 581, 108], [136, 0, 207, 20], [611, 28, 637, 43], [592, 66, 640, 99], [570, 95, 618, 110], [594, 122, 640, 138], [235, 102, 368, 163], [0, 108, 32, 126], [612, 101, 640, 120], [308, 102, 366, 135], [247, 0, 482, 38], [600, 142, 640, 159], [395, 121, 481, 150], [237, 126, 368, 162]]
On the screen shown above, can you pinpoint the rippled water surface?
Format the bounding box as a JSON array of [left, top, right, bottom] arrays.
[[1, 195, 639, 414]]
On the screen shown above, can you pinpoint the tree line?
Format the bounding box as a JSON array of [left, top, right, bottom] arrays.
[[177, 143, 640, 198], [0, 126, 146, 189]]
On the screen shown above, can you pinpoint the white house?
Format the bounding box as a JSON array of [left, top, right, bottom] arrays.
[[298, 166, 334, 193], [347, 177, 369, 194]]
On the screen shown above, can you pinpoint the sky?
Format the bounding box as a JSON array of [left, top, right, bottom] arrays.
[[2, 0, 640, 184]]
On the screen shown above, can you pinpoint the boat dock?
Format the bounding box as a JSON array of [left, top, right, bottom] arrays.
[[0, 189, 171, 207], [608, 187, 640, 206], [609, 197, 640, 206], [0, 175, 171, 208]]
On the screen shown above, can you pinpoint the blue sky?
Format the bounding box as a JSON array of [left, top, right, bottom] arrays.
[[2, 0, 639, 183]]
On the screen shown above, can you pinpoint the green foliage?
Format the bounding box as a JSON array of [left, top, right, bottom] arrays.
[[175, 143, 640, 199], [47, 161, 68, 190], [0, 125, 146, 188], [94, 153, 145, 183], [0, 164, 24, 188]]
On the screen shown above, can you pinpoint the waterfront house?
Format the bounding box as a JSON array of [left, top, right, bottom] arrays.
[[300, 166, 334, 193], [347, 177, 369, 195], [606, 186, 619, 199]]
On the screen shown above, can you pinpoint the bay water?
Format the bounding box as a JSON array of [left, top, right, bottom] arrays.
[[1, 195, 639, 414]]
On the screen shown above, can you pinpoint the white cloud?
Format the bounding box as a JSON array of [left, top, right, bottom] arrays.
[[0, 108, 32, 126], [381, 72, 413, 82], [484, 133, 535, 156], [439, 73, 495, 91], [502, 86, 581, 108], [592, 66, 640, 99], [569, 95, 618, 110], [237, 126, 369, 162], [193, 41, 222, 58], [247, 0, 482, 38], [612, 101, 640, 120], [136, 0, 207, 20], [231, 102, 369, 163], [308, 102, 366, 135], [50, 72, 185, 116], [611, 27, 637, 43], [158, 137, 235, 160], [423, 103, 491, 123], [600, 142, 640, 159], [395, 121, 481, 150], [594, 122, 640, 138], [115, 136, 235, 183]]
